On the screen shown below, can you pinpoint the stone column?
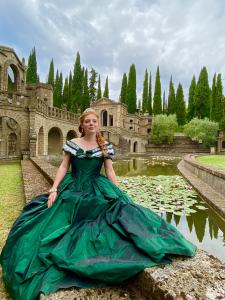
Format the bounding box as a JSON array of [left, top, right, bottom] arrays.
[[217, 131, 224, 153], [29, 128, 37, 157]]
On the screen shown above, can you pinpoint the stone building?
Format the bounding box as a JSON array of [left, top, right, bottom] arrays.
[[0, 45, 152, 159]]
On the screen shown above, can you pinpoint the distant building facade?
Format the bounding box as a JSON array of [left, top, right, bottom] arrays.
[[0, 46, 152, 159]]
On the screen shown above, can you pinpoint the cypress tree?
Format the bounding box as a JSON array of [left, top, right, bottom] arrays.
[[47, 58, 54, 87], [58, 72, 63, 108], [176, 83, 186, 125], [126, 64, 137, 113], [215, 73, 223, 123], [26, 47, 38, 84], [71, 52, 82, 112], [97, 74, 102, 100], [194, 66, 210, 118], [162, 90, 167, 114], [210, 73, 217, 121], [103, 76, 109, 98], [153, 66, 162, 115], [63, 77, 69, 105], [147, 72, 152, 115], [53, 70, 59, 107], [68, 71, 73, 110], [187, 76, 196, 121], [167, 76, 176, 115], [81, 68, 90, 112], [89, 67, 98, 102], [120, 73, 127, 104], [142, 69, 148, 113]]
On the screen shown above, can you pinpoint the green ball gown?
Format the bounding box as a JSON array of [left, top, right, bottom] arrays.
[[0, 140, 197, 300]]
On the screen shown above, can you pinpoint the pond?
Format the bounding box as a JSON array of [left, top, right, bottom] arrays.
[[50, 156, 225, 263], [113, 156, 225, 263]]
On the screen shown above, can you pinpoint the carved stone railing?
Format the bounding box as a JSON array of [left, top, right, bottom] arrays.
[[0, 92, 28, 107], [36, 99, 79, 123]]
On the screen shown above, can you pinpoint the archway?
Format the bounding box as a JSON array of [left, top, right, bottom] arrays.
[[133, 141, 138, 153], [7, 64, 19, 95], [101, 110, 108, 126], [0, 116, 21, 157], [8, 133, 17, 156], [48, 127, 63, 155], [38, 127, 44, 156], [66, 130, 77, 141]]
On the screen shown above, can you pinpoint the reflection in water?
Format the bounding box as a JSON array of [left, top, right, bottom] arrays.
[[163, 206, 225, 262], [112, 157, 225, 262], [113, 158, 179, 176], [193, 209, 207, 242]]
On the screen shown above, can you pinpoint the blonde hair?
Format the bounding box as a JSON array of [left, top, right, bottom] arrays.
[[78, 111, 107, 157]]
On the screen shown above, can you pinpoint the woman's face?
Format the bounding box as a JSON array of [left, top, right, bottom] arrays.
[[82, 113, 99, 134]]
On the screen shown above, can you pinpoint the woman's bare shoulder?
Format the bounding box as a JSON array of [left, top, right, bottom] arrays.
[[70, 137, 80, 143]]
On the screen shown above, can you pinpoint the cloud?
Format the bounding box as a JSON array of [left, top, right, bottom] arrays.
[[1, 0, 225, 101]]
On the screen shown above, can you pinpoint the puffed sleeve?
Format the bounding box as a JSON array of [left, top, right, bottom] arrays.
[[62, 141, 77, 156], [105, 143, 115, 160]]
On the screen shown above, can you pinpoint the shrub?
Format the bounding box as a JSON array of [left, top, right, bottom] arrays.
[[184, 118, 219, 147], [150, 114, 178, 144]]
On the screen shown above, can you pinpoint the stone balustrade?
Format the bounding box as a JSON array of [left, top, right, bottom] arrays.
[[36, 98, 79, 122]]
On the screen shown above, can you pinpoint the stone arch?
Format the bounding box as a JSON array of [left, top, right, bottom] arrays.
[[222, 140, 225, 149], [66, 130, 78, 141], [133, 141, 138, 153], [38, 126, 44, 155], [0, 110, 28, 145], [101, 110, 108, 126], [3, 61, 20, 93], [7, 64, 19, 94], [48, 127, 63, 155], [0, 116, 21, 157]]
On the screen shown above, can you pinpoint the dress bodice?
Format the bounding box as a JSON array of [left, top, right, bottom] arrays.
[[62, 140, 115, 180]]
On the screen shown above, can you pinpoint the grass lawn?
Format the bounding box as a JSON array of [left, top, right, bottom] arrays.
[[0, 162, 25, 300], [196, 155, 225, 170]]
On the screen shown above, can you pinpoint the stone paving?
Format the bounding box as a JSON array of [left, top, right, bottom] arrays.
[[21, 159, 51, 202]]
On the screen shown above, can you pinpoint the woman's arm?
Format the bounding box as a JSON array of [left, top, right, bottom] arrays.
[[104, 158, 118, 186], [50, 153, 71, 190], [47, 153, 70, 208]]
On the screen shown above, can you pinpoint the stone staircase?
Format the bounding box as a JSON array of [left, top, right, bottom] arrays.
[[146, 135, 210, 155]]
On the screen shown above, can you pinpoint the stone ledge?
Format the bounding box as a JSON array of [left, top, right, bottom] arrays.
[[40, 250, 225, 300], [30, 157, 57, 185], [178, 155, 225, 220], [183, 154, 225, 180]]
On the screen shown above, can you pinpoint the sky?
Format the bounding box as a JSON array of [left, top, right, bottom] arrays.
[[1, 0, 225, 102]]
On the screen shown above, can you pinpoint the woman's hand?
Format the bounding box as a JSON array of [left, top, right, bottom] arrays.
[[47, 191, 57, 208]]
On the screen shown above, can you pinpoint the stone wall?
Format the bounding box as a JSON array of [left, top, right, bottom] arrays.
[[146, 135, 210, 155], [178, 154, 225, 220]]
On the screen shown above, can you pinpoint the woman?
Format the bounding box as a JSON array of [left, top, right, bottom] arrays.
[[0, 108, 197, 300]]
